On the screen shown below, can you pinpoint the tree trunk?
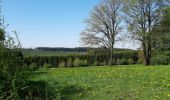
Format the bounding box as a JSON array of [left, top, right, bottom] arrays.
[[143, 46, 151, 66], [144, 55, 151, 66], [146, 46, 151, 65], [109, 48, 113, 66]]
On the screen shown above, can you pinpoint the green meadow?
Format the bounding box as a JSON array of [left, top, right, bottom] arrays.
[[29, 65, 170, 100]]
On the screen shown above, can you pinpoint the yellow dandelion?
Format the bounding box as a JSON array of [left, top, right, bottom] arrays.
[[168, 94, 170, 97]]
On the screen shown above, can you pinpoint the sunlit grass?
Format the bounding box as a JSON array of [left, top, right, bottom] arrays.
[[29, 65, 170, 100]]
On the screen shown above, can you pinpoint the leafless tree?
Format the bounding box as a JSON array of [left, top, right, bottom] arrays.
[[80, 0, 123, 66]]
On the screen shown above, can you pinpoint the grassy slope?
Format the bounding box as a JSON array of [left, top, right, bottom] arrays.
[[30, 65, 170, 100]]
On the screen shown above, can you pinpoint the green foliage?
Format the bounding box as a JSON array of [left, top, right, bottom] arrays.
[[100, 61, 107, 66], [83, 59, 88, 67], [74, 58, 80, 67], [18, 80, 53, 99], [137, 58, 144, 64], [29, 63, 38, 70], [43, 63, 52, 69], [23, 50, 138, 68], [137, 51, 144, 64], [9, 71, 55, 100], [0, 39, 26, 99], [74, 58, 87, 67], [67, 58, 74, 67], [153, 7, 170, 51], [59, 61, 66, 68], [152, 55, 169, 65], [0, 29, 5, 41], [0, 49, 23, 75], [23, 50, 86, 57], [22, 64, 28, 70], [22, 50, 170, 67], [117, 59, 128, 65], [93, 61, 100, 66], [128, 58, 134, 65]]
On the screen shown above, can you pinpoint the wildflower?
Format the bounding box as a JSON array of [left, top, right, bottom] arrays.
[[168, 94, 170, 97]]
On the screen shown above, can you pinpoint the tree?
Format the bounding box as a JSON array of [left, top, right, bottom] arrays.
[[0, 29, 4, 41], [153, 7, 170, 51], [80, 0, 123, 66], [124, 0, 168, 65]]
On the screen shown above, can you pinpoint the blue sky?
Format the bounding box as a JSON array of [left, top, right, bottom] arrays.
[[3, 0, 99, 48], [2, 0, 137, 49]]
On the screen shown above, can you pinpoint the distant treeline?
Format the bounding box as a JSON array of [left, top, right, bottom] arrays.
[[35, 47, 88, 52], [23, 47, 134, 52]]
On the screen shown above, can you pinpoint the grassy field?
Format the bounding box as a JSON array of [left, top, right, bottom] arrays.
[[29, 65, 170, 100]]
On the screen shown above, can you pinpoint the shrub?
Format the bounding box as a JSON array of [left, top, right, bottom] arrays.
[[22, 64, 28, 70], [128, 58, 134, 65], [137, 58, 144, 64], [19, 80, 47, 99], [93, 61, 100, 66], [100, 61, 107, 66], [83, 59, 88, 67], [43, 63, 52, 69], [67, 58, 73, 67], [117, 59, 128, 65], [15, 73, 56, 100], [152, 55, 169, 65], [29, 63, 38, 70], [58, 61, 66, 68], [74, 58, 85, 67]]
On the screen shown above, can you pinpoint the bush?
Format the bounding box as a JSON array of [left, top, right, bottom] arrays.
[[137, 58, 144, 64], [93, 61, 100, 66], [15, 72, 56, 100], [74, 58, 86, 67], [128, 58, 134, 65], [43, 63, 52, 69], [22, 64, 28, 70], [100, 61, 107, 66], [67, 58, 73, 67], [117, 59, 128, 65], [152, 55, 169, 65], [83, 59, 88, 67], [29, 63, 38, 70], [58, 61, 66, 68]]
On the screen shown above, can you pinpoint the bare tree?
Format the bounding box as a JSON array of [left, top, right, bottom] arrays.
[[124, 0, 168, 65], [80, 0, 123, 66]]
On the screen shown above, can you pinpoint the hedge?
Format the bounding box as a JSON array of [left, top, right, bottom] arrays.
[[23, 51, 138, 68]]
